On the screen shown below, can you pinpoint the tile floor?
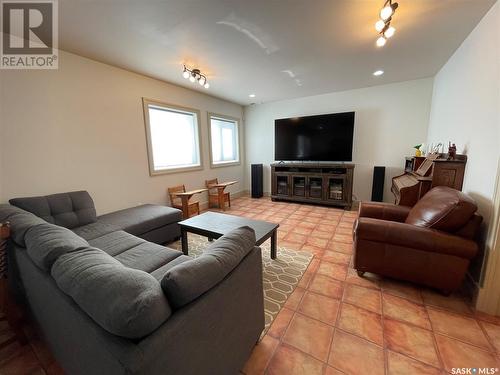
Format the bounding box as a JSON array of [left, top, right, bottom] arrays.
[[1, 195, 500, 375]]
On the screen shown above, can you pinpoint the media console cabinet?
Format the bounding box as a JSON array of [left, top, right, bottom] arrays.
[[271, 162, 354, 209]]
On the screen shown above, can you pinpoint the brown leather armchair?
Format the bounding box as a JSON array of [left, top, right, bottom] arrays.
[[353, 186, 482, 293]]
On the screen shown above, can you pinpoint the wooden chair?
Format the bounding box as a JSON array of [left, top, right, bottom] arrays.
[[206, 178, 231, 209], [168, 185, 200, 218]]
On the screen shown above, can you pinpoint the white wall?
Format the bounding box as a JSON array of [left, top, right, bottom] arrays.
[[426, 2, 499, 288], [244, 78, 434, 202], [0, 51, 244, 214]]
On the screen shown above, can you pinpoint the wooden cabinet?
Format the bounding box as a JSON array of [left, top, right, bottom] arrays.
[[271, 163, 354, 209]]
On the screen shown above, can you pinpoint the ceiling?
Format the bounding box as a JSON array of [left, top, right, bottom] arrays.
[[59, 0, 496, 105]]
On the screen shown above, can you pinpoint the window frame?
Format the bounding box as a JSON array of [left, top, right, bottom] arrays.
[[142, 98, 203, 176], [207, 112, 241, 168]]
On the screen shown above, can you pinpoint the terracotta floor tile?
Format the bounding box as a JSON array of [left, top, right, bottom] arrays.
[[435, 334, 499, 372], [283, 313, 334, 361], [268, 307, 294, 339], [299, 244, 325, 258], [305, 236, 329, 248], [267, 344, 324, 375], [326, 241, 353, 254], [284, 287, 306, 311], [387, 350, 442, 375], [335, 227, 353, 236], [283, 219, 301, 226], [297, 221, 316, 229], [337, 303, 383, 345], [384, 319, 441, 367], [293, 226, 314, 235], [324, 365, 345, 375], [345, 268, 381, 290], [298, 291, 340, 325], [383, 293, 431, 329], [317, 261, 348, 281], [242, 335, 279, 375], [303, 216, 322, 224], [317, 224, 337, 232], [427, 307, 491, 350], [381, 279, 423, 304], [328, 330, 384, 375], [332, 233, 353, 244], [343, 284, 381, 314], [284, 232, 308, 244], [322, 250, 351, 266], [481, 321, 500, 352], [310, 230, 333, 240], [475, 311, 500, 326], [308, 274, 344, 299], [421, 290, 472, 315]]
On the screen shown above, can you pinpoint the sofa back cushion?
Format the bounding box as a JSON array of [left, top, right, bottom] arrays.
[[0, 204, 46, 247], [52, 247, 171, 339], [25, 223, 89, 271], [405, 186, 477, 232], [10, 191, 97, 229], [161, 226, 256, 309]]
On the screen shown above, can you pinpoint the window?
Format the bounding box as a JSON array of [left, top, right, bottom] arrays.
[[143, 99, 202, 175], [209, 113, 240, 167]]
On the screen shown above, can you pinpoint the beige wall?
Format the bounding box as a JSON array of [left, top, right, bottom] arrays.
[[0, 51, 244, 214], [426, 2, 499, 312], [244, 78, 434, 202]]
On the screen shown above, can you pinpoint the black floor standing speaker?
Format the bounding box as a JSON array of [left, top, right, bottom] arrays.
[[251, 164, 263, 198], [371, 166, 385, 202]]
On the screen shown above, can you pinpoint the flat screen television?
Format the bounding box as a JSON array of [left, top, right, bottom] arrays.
[[274, 112, 355, 161]]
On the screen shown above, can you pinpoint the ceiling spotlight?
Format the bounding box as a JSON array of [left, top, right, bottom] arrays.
[[380, 6, 393, 21], [384, 26, 395, 38], [373, 70, 384, 76], [375, 0, 398, 46], [182, 65, 210, 89], [375, 20, 385, 32], [376, 36, 387, 47], [249, 94, 256, 98]]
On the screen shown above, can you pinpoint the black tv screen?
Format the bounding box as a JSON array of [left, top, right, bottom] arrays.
[[274, 112, 355, 161]]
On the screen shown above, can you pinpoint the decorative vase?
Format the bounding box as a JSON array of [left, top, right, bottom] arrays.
[[415, 149, 422, 157]]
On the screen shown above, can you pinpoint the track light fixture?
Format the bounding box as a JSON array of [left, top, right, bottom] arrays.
[[375, 0, 398, 47], [182, 65, 210, 89]]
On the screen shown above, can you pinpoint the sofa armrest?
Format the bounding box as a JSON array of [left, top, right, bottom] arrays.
[[354, 217, 478, 259], [358, 202, 411, 222]]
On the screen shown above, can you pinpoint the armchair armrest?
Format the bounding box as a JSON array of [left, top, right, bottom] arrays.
[[358, 202, 411, 223], [355, 217, 478, 259]]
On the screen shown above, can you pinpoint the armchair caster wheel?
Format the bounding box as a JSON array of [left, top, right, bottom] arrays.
[[356, 270, 365, 277]]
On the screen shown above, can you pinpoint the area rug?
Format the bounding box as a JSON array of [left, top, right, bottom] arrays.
[[170, 233, 313, 335]]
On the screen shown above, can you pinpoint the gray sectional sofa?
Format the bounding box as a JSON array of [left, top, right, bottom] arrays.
[[0, 191, 264, 375]]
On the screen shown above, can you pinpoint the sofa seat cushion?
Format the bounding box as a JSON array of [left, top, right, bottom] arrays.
[[72, 222, 119, 241], [51, 247, 171, 339], [88, 230, 145, 257], [0, 204, 46, 247], [114, 242, 183, 273], [10, 191, 97, 229], [97, 204, 182, 237], [25, 223, 89, 271], [161, 226, 256, 309], [405, 186, 477, 232]]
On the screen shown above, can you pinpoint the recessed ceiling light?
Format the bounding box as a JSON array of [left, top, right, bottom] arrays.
[[373, 70, 384, 76], [249, 94, 256, 98]]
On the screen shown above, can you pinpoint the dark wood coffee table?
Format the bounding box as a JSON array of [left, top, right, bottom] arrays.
[[178, 212, 279, 259]]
